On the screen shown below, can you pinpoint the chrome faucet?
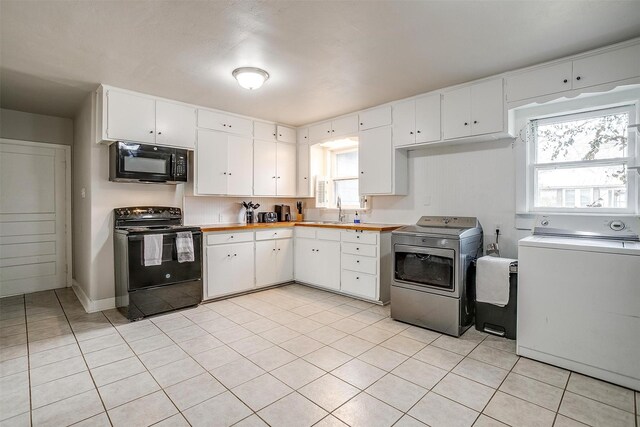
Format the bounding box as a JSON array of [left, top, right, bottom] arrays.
[[337, 196, 346, 223]]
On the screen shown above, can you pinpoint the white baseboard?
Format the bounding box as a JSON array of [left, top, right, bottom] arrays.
[[72, 280, 116, 313]]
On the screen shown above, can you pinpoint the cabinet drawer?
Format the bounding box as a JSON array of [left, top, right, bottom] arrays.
[[341, 254, 377, 275], [295, 227, 316, 239], [342, 242, 377, 257], [206, 231, 253, 245], [317, 228, 341, 241], [341, 231, 378, 245], [341, 270, 377, 300], [255, 228, 294, 241]]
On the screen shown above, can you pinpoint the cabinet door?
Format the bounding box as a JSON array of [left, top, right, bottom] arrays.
[[206, 242, 254, 297], [331, 115, 359, 137], [573, 43, 640, 90], [470, 79, 504, 136], [227, 135, 253, 196], [275, 239, 294, 283], [415, 94, 441, 143], [294, 238, 316, 284], [359, 106, 392, 131], [155, 101, 196, 149], [316, 240, 341, 290], [297, 144, 311, 197], [506, 62, 573, 102], [392, 100, 416, 147], [198, 110, 252, 136], [224, 115, 253, 136], [253, 140, 277, 196], [106, 90, 156, 143], [254, 121, 277, 141], [309, 122, 332, 142], [359, 126, 392, 195], [277, 126, 296, 144], [442, 86, 471, 140], [276, 143, 297, 197], [297, 128, 309, 144], [196, 130, 228, 195], [255, 240, 277, 286]]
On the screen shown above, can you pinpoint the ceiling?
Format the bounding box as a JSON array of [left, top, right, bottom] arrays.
[[1, 1, 640, 126]]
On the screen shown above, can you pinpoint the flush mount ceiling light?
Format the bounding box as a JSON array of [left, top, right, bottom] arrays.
[[232, 67, 269, 90]]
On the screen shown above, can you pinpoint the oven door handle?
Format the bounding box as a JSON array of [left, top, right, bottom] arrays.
[[170, 153, 176, 179], [127, 232, 200, 241]]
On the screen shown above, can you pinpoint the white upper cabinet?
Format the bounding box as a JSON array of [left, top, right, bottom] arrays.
[[309, 115, 358, 142], [155, 100, 196, 149], [195, 130, 253, 196], [276, 125, 296, 144], [443, 78, 504, 140], [359, 106, 392, 131], [507, 42, 640, 103], [253, 140, 278, 196], [254, 121, 277, 141], [572, 43, 640, 90], [297, 143, 311, 198], [253, 141, 296, 196], [359, 126, 407, 195], [393, 94, 440, 146], [276, 143, 297, 197], [105, 89, 156, 144], [198, 109, 253, 136], [297, 128, 309, 144]]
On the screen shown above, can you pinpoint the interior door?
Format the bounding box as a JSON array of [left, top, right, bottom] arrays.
[[0, 141, 68, 296], [276, 143, 296, 196], [253, 140, 277, 196], [107, 89, 156, 143], [359, 126, 392, 195], [196, 130, 228, 195], [227, 135, 253, 196]]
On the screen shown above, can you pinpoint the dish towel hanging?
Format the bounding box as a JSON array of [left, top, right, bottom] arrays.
[[143, 234, 163, 266], [176, 231, 195, 263], [476, 256, 516, 307]]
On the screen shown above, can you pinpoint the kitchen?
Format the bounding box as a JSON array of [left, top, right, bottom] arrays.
[[1, 1, 639, 426]]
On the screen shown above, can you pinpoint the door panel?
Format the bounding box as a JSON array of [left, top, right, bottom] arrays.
[[107, 90, 156, 143], [0, 142, 68, 296], [255, 240, 276, 286], [392, 100, 415, 147], [207, 242, 254, 297], [275, 239, 294, 283], [253, 140, 277, 196], [316, 240, 340, 290], [227, 136, 253, 196], [196, 130, 228, 195], [297, 144, 310, 197], [506, 62, 573, 102], [276, 143, 296, 196], [359, 126, 392, 195], [156, 101, 196, 149], [442, 86, 471, 140], [294, 238, 315, 284], [254, 122, 277, 141], [277, 126, 296, 144], [572, 44, 640, 90], [470, 78, 503, 136], [415, 94, 441, 143], [331, 115, 359, 137]]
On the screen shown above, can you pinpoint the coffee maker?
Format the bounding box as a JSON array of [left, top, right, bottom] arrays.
[[274, 204, 291, 222]]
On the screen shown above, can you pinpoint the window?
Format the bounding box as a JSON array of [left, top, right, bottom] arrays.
[[528, 104, 637, 213], [331, 149, 360, 208]]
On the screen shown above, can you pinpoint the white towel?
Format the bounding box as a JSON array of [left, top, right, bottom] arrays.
[[476, 256, 516, 307], [176, 231, 195, 263], [143, 234, 163, 266]]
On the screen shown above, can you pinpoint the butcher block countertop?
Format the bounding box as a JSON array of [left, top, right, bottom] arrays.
[[199, 221, 403, 232]]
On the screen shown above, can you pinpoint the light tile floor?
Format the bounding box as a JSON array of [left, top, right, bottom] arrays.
[[0, 284, 638, 427]]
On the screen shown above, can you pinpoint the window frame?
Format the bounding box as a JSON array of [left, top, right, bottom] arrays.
[[526, 103, 638, 214], [330, 148, 360, 209]]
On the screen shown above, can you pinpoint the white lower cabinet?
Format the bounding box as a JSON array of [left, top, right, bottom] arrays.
[[206, 241, 255, 298], [294, 237, 341, 290], [256, 238, 293, 287]]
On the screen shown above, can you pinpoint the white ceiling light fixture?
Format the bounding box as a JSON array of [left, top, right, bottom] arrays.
[[232, 67, 270, 90]]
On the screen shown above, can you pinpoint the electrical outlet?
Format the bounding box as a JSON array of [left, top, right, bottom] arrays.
[[495, 223, 502, 232]]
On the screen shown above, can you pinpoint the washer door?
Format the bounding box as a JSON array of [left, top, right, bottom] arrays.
[[393, 244, 456, 293]]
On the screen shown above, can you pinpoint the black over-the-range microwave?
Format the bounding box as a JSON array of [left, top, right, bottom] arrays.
[[109, 141, 188, 184]]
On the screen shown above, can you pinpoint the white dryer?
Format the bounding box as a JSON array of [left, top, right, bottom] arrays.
[[518, 215, 640, 390]]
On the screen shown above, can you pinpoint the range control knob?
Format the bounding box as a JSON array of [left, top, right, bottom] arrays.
[[540, 219, 549, 226], [609, 220, 625, 231]]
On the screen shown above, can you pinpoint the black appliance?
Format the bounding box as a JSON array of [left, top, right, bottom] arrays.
[[275, 204, 291, 222], [110, 141, 188, 184], [114, 206, 202, 320], [258, 212, 278, 223]]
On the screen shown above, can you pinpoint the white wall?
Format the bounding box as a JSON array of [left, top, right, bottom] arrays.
[[307, 139, 522, 259], [1, 108, 73, 145], [73, 93, 183, 305], [184, 196, 300, 225]]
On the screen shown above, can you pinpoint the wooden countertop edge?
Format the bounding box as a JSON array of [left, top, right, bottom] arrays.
[[198, 222, 403, 232]]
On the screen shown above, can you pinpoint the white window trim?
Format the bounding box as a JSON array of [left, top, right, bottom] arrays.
[[329, 147, 360, 209], [514, 88, 640, 216]]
